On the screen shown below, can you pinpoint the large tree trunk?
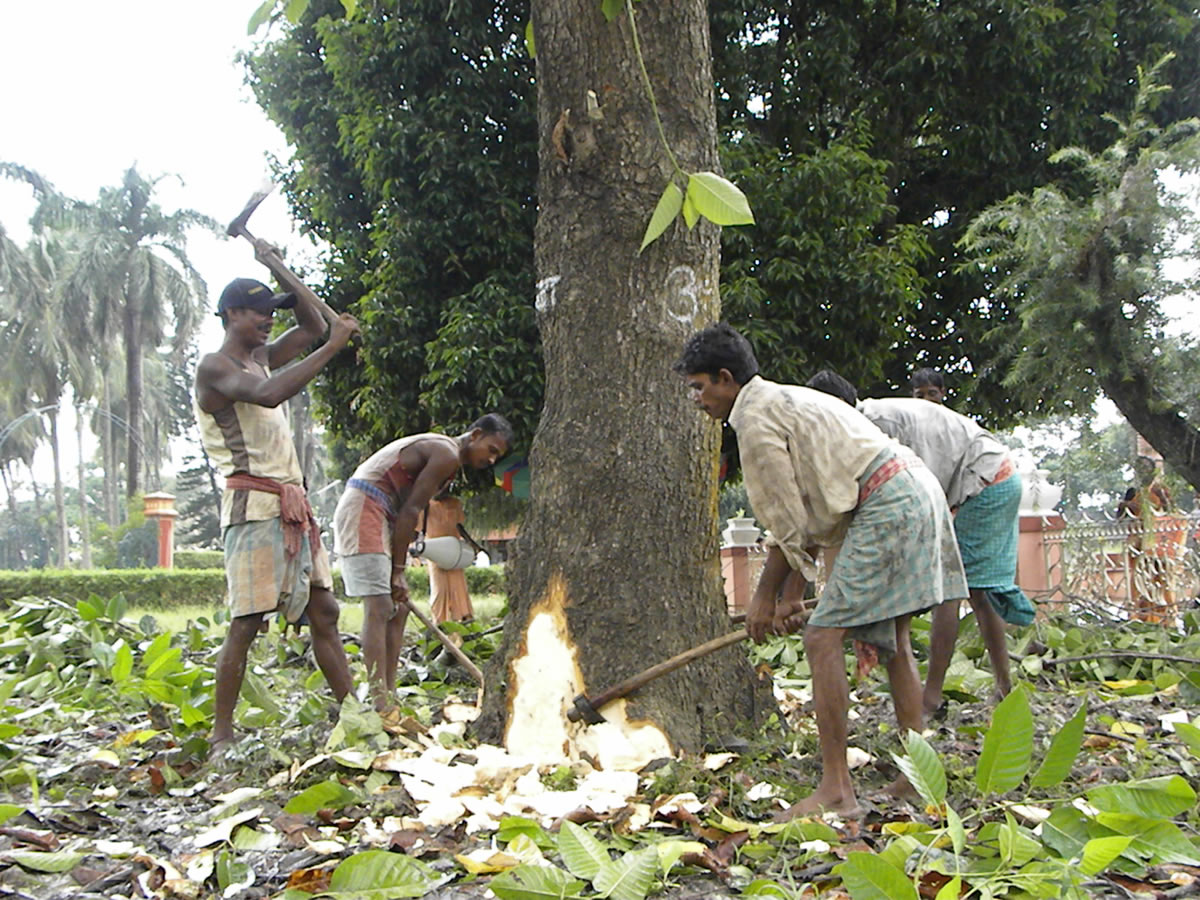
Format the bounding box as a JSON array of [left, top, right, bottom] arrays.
[[124, 304, 142, 497], [47, 408, 68, 568], [75, 402, 92, 568], [477, 0, 772, 762], [1101, 369, 1200, 489]]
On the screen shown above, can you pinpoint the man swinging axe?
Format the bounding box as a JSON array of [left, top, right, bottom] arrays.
[[195, 188, 361, 756]]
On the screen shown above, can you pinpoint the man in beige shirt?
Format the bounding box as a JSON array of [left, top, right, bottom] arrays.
[[676, 324, 966, 819]]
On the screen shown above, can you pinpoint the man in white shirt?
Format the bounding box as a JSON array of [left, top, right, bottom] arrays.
[[676, 324, 967, 819], [806, 370, 1032, 715]]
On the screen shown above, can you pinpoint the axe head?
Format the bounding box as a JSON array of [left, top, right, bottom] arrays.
[[226, 181, 274, 237], [566, 693, 606, 726]]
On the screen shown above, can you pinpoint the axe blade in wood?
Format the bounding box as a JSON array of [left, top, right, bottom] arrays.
[[566, 628, 750, 725]]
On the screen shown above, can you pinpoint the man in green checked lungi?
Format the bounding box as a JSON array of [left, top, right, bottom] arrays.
[[806, 371, 1035, 716], [677, 325, 968, 819]]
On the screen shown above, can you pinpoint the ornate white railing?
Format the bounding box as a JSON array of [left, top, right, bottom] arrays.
[[1038, 511, 1199, 624]]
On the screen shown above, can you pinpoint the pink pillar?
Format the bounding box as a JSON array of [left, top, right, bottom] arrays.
[[143, 492, 178, 569], [721, 546, 754, 616], [1016, 513, 1065, 605]]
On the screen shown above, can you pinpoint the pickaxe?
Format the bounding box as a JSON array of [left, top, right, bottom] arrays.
[[565, 601, 813, 726], [226, 183, 343, 329]]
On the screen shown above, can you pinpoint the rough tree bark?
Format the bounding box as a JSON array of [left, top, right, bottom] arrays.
[[477, 0, 773, 759]]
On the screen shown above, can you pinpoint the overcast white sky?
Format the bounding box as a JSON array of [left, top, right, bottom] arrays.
[[1, 0, 317, 488]]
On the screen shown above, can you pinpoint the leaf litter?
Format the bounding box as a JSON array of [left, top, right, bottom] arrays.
[[0, 594, 1197, 899]]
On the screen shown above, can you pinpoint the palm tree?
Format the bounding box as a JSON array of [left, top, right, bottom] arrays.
[[60, 168, 217, 496], [0, 221, 83, 566], [15, 165, 218, 497]]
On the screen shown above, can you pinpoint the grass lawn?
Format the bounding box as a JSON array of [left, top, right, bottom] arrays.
[[132, 593, 507, 636]]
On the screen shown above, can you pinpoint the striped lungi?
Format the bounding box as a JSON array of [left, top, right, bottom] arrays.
[[812, 447, 968, 654], [222, 517, 332, 622], [954, 472, 1035, 625]]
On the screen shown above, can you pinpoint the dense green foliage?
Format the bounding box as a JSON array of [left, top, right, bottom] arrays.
[[0, 569, 228, 609], [0, 563, 506, 608], [246, 1, 1200, 454], [962, 58, 1200, 486], [245, 0, 540, 464]]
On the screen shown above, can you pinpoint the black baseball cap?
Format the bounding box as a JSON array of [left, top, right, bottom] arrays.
[[216, 278, 296, 316]]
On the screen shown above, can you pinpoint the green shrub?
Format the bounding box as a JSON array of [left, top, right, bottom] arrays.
[[0, 568, 227, 610], [466, 565, 506, 594], [0, 563, 506, 611], [174, 549, 223, 569]]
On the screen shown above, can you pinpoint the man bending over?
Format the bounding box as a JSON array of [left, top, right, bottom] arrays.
[[676, 325, 966, 818], [333, 416, 512, 709]]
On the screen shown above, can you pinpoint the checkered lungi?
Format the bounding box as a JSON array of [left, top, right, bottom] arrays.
[[812, 447, 968, 654], [223, 517, 333, 622], [954, 472, 1035, 624]]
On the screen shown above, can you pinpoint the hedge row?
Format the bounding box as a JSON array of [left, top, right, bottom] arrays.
[[0, 565, 507, 610], [174, 550, 224, 569]]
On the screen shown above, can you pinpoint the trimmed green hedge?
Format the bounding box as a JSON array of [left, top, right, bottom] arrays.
[[174, 549, 224, 569], [0, 568, 228, 609], [0, 564, 507, 609]]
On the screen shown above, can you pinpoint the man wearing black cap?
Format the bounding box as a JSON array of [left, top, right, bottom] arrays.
[[194, 239, 360, 755]]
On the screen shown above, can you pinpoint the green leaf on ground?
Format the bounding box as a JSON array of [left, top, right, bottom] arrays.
[[1170, 721, 1200, 759], [1031, 702, 1086, 787], [1080, 835, 1134, 876], [834, 852, 919, 900], [326, 850, 440, 898], [975, 687, 1033, 794], [4, 850, 86, 873], [894, 729, 946, 806], [284, 780, 359, 815], [490, 864, 585, 900], [1087, 775, 1197, 818], [592, 845, 658, 900], [111, 642, 133, 683], [686, 172, 754, 226], [557, 821, 611, 880], [498, 816, 554, 850]]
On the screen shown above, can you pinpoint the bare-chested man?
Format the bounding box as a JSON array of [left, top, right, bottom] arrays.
[[194, 240, 359, 753]]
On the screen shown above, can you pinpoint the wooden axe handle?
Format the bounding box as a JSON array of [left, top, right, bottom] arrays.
[[228, 221, 343, 329], [404, 599, 484, 685], [585, 628, 749, 712]]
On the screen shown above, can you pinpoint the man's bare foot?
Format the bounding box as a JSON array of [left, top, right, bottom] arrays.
[[208, 736, 233, 763], [772, 787, 863, 822], [923, 698, 948, 720]]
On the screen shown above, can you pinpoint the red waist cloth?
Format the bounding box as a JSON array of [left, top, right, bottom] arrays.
[[986, 456, 1015, 487], [857, 454, 914, 507], [225, 474, 319, 561]]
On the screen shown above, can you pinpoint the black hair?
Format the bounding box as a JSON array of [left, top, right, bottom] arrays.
[[806, 369, 858, 406], [909, 367, 944, 390], [673, 323, 760, 385], [469, 413, 515, 448]]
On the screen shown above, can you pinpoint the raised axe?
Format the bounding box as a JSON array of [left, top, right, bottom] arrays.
[[226, 182, 343, 328], [565, 601, 814, 726]]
